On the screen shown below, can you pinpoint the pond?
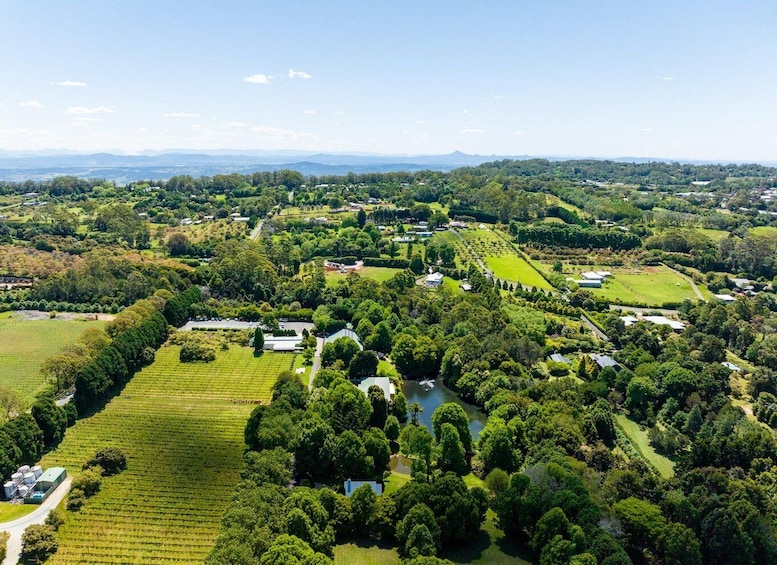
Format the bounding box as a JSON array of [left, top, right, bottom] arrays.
[[401, 378, 487, 439]]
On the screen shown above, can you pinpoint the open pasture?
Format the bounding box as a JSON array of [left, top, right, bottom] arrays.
[[40, 345, 292, 564], [326, 266, 401, 285], [0, 314, 105, 401]]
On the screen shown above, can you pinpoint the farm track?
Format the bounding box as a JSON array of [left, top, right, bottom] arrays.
[[39, 345, 292, 564]]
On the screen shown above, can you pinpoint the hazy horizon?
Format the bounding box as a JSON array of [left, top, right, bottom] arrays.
[[2, 1, 776, 162]]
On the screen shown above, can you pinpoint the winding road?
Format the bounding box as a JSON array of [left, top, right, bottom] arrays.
[[661, 262, 706, 301], [0, 477, 72, 565]]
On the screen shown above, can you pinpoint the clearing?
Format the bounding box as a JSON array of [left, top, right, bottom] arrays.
[[326, 266, 401, 286], [39, 345, 292, 564], [614, 414, 675, 479], [0, 313, 105, 402]]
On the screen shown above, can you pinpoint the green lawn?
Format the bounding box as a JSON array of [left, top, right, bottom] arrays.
[[696, 228, 731, 242], [326, 266, 401, 286], [0, 315, 105, 402], [485, 255, 553, 290], [335, 541, 401, 565], [0, 502, 36, 523], [552, 265, 700, 306], [383, 470, 412, 495], [333, 512, 533, 565], [40, 345, 292, 564], [614, 414, 675, 479]]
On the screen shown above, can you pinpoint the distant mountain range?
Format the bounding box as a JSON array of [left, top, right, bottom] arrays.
[[0, 150, 772, 183]]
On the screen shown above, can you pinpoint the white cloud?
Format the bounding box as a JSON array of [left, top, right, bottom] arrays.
[[53, 80, 87, 87], [335, 111, 344, 116], [288, 68, 312, 79], [20, 101, 44, 108], [661, 76, 676, 81], [416, 120, 427, 125], [513, 130, 525, 135], [227, 121, 248, 128], [641, 127, 654, 132], [460, 128, 486, 134], [162, 112, 201, 118], [66, 106, 113, 115], [303, 110, 316, 115], [462, 109, 470, 114], [244, 74, 270, 84]]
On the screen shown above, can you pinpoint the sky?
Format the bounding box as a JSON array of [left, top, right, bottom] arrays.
[[1, 0, 776, 161]]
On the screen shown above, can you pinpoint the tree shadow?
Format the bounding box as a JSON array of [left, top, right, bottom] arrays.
[[439, 529, 492, 562]]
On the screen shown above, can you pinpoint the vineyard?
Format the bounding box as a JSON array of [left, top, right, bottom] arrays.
[[40, 345, 292, 564], [0, 314, 105, 401]]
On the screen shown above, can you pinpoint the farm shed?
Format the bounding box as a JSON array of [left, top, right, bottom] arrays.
[[25, 467, 67, 504]]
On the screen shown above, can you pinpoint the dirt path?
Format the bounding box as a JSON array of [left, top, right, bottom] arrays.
[[661, 263, 705, 301], [0, 477, 72, 565], [308, 337, 325, 391]]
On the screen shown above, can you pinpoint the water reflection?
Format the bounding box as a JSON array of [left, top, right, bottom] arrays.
[[401, 378, 487, 439]]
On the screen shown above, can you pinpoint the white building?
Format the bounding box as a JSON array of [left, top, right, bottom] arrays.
[[424, 272, 444, 288]]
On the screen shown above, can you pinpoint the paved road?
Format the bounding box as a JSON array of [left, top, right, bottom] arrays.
[[0, 477, 72, 565], [580, 313, 610, 341], [249, 220, 264, 241], [661, 262, 706, 301], [308, 337, 324, 391], [608, 304, 679, 316]]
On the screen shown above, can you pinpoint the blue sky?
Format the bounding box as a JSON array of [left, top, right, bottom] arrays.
[[1, 0, 776, 161]]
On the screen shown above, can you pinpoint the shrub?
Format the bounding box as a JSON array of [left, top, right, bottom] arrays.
[[85, 447, 128, 476], [21, 524, 58, 563], [66, 489, 86, 512], [179, 341, 216, 363], [72, 469, 102, 497]]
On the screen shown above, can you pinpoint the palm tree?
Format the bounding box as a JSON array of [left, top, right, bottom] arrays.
[[408, 402, 423, 426]]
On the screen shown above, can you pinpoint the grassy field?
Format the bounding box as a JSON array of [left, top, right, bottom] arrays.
[[614, 414, 675, 479], [548, 265, 699, 306], [750, 226, 777, 237], [0, 314, 105, 402], [0, 502, 35, 522], [326, 266, 401, 286], [40, 345, 292, 564]]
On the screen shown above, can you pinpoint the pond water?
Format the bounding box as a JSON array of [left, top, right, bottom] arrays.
[[401, 378, 487, 439]]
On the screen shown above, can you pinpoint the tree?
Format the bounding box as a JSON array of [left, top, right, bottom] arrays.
[[21, 524, 58, 563], [328, 381, 372, 433], [30, 397, 68, 446], [436, 423, 467, 475], [72, 468, 103, 497], [431, 403, 473, 455], [478, 419, 516, 473], [254, 327, 265, 353], [409, 402, 424, 425], [295, 418, 336, 481], [272, 371, 309, 410], [335, 430, 371, 480], [405, 524, 437, 558], [399, 425, 434, 478], [410, 254, 425, 275], [612, 497, 667, 561], [357, 209, 367, 228], [166, 232, 191, 256], [367, 385, 388, 429], [396, 503, 441, 556], [0, 387, 24, 423], [350, 483, 377, 534], [348, 350, 379, 381], [84, 447, 127, 476], [259, 534, 333, 565], [2, 413, 44, 464], [362, 427, 391, 475]]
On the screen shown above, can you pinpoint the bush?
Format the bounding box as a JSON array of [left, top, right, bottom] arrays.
[[72, 469, 102, 497], [21, 524, 58, 563], [84, 447, 128, 476], [66, 488, 86, 512], [179, 341, 216, 363]]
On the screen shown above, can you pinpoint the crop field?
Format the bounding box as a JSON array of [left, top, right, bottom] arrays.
[[458, 227, 552, 289], [40, 345, 292, 564], [0, 314, 105, 401]]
